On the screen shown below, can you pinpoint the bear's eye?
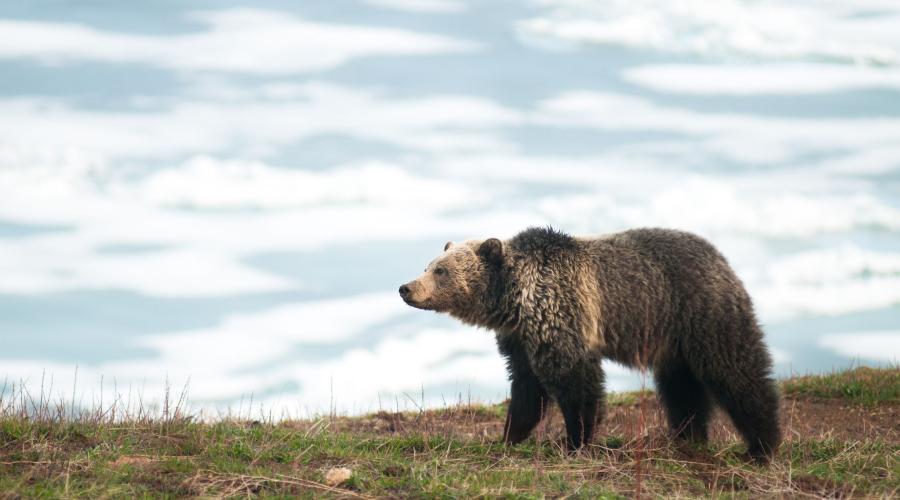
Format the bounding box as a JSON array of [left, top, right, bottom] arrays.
[[434, 267, 446, 276]]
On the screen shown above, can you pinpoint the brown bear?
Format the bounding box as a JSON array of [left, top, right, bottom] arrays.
[[399, 227, 781, 462]]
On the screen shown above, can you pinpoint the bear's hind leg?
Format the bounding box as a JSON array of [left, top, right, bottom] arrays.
[[704, 373, 781, 463], [690, 330, 781, 463], [654, 358, 711, 443]]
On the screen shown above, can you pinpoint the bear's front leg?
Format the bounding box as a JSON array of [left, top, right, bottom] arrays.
[[498, 337, 549, 444], [546, 357, 606, 451], [503, 359, 550, 444], [503, 369, 550, 444]]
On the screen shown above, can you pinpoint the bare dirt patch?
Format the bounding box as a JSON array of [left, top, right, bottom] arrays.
[[292, 393, 898, 449]]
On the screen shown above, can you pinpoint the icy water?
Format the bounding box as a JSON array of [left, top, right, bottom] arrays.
[[1, 0, 899, 416]]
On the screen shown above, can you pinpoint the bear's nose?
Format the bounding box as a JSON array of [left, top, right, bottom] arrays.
[[399, 284, 411, 297]]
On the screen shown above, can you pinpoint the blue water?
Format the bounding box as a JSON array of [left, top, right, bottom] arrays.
[[1, 0, 898, 416]]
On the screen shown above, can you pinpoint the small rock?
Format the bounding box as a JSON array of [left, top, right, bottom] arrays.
[[324, 466, 353, 486]]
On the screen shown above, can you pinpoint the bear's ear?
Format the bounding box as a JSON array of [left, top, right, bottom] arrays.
[[444, 241, 453, 251], [477, 238, 503, 264]]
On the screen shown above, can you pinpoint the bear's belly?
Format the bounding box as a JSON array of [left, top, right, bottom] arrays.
[[599, 324, 671, 370]]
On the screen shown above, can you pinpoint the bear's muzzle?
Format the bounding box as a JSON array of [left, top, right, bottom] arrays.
[[398, 281, 431, 309]]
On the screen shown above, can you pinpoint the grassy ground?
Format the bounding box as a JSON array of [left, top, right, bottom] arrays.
[[0, 367, 896, 498]]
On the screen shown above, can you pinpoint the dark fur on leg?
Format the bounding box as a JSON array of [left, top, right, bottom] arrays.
[[558, 395, 599, 451], [687, 323, 782, 463], [706, 375, 781, 463], [503, 365, 549, 444], [498, 337, 549, 444], [550, 360, 605, 452], [654, 357, 712, 443]]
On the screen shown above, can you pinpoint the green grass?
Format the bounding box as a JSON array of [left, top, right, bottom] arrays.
[[0, 366, 896, 498], [606, 389, 656, 408], [782, 365, 899, 406]]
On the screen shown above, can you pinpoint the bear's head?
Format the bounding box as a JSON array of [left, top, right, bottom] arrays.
[[399, 238, 504, 322]]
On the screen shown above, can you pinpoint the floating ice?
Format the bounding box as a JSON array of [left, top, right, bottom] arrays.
[[0, 9, 476, 74], [519, 0, 900, 65], [819, 331, 900, 363], [624, 64, 900, 95]]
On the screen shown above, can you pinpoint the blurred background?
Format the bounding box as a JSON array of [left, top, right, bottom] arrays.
[[1, 0, 898, 416]]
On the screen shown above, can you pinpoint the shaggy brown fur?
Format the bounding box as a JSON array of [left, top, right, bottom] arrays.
[[399, 227, 781, 462]]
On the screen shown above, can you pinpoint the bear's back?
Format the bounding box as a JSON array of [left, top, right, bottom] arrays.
[[612, 228, 746, 303], [572, 228, 748, 365]]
